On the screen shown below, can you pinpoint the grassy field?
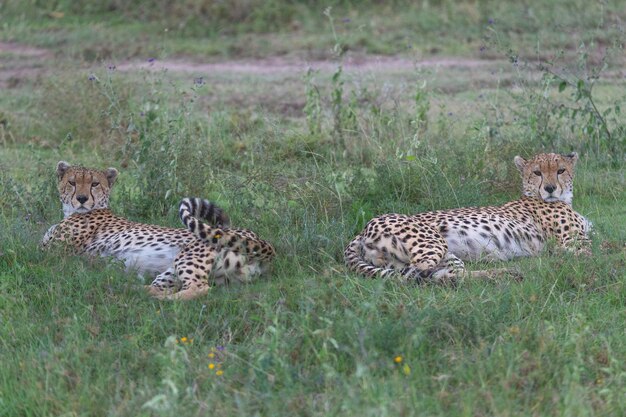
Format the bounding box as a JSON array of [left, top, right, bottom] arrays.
[[0, 1, 625, 416]]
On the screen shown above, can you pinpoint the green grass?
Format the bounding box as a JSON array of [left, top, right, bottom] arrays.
[[1, 1, 625, 416], [2, 0, 626, 60]]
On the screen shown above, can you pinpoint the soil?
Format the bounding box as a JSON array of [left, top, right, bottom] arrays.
[[115, 55, 494, 75], [0, 42, 53, 88], [3, 40, 625, 87], [0, 40, 498, 88]]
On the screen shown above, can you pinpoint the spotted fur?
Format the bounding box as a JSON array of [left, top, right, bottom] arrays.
[[56, 161, 118, 217], [42, 208, 202, 276], [515, 152, 578, 205], [43, 162, 274, 300], [345, 153, 591, 283], [146, 198, 276, 300]]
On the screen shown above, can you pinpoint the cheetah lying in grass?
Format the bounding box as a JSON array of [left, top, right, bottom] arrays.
[[42, 161, 275, 300], [345, 153, 591, 283]]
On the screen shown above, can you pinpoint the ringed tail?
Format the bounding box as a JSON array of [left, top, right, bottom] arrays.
[[179, 197, 229, 227], [179, 198, 229, 245]]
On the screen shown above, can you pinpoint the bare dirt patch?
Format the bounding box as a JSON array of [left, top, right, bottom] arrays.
[[0, 41, 51, 58], [0, 42, 53, 88], [0, 40, 500, 90], [117, 55, 496, 76], [113, 55, 506, 117]]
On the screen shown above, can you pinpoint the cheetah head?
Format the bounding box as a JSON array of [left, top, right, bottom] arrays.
[[514, 152, 578, 205], [56, 161, 119, 217]]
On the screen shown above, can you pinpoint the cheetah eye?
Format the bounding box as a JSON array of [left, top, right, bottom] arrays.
[[533, 170, 542, 176], [557, 168, 565, 175], [91, 182, 100, 187], [69, 181, 76, 186]]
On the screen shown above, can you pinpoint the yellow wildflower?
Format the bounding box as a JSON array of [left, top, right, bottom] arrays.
[[208, 352, 215, 359], [181, 337, 188, 343], [394, 356, 403, 364], [216, 370, 224, 376], [509, 326, 520, 336], [208, 363, 215, 370]]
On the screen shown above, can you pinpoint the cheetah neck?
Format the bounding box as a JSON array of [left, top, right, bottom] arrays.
[[506, 197, 574, 238]]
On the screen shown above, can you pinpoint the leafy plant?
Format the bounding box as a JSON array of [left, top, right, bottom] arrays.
[[303, 68, 322, 136], [485, 24, 626, 165]]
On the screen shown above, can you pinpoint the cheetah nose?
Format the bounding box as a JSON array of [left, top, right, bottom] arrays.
[[76, 195, 88, 204], [544, 185, 556, 193]]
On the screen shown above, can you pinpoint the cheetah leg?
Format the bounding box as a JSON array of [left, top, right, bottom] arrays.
[[146, 267, 180, 297], [40, 224, 59, 248], [429, 252, 522, 281], [465, 266, 523, 281], [155, 247, 217, 301], [421, 253, 522, 283], [353, 221, 450, 283], [158, 281, 210, 301], [428, 253, 467, 284], [401, 225, 452, 283]]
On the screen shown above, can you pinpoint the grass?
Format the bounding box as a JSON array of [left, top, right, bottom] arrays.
[[0, 1, 625, 416], [2, 0, 626, 60]]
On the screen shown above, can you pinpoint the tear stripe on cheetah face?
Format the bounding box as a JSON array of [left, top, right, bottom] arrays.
[[56, 161, 118, 217], [145, 198, 276, 301], [345, 153, 590, 282], [514, 152, 578, 206]]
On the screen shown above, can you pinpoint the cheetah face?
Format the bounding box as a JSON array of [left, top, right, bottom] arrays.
[[514, 152, 578, 205], [56, 161, 118, 217]]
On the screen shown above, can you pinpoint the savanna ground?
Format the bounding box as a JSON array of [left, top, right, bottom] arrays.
[[0, 1, 625, 416]]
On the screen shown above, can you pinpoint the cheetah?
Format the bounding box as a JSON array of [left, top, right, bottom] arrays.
[[344, 153, 591, 283], [41, 161, 226, 277], [42, 161, 275, 300]]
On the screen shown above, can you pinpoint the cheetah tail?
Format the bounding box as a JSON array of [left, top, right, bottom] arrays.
[[179, 198, 230, 228], [179, 198, 231, 246]]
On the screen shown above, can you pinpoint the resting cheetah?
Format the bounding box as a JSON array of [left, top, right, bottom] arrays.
[[344, 153, 591, 283], [42, 161, 275, 300], [41, 161, 225, 276]]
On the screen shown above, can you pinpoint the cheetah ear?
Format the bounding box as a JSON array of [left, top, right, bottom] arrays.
[[56, 161, 71, 179], [564, 152, 579, 165], [105, 167, 118, 187], [513, 156, 527, 173]]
